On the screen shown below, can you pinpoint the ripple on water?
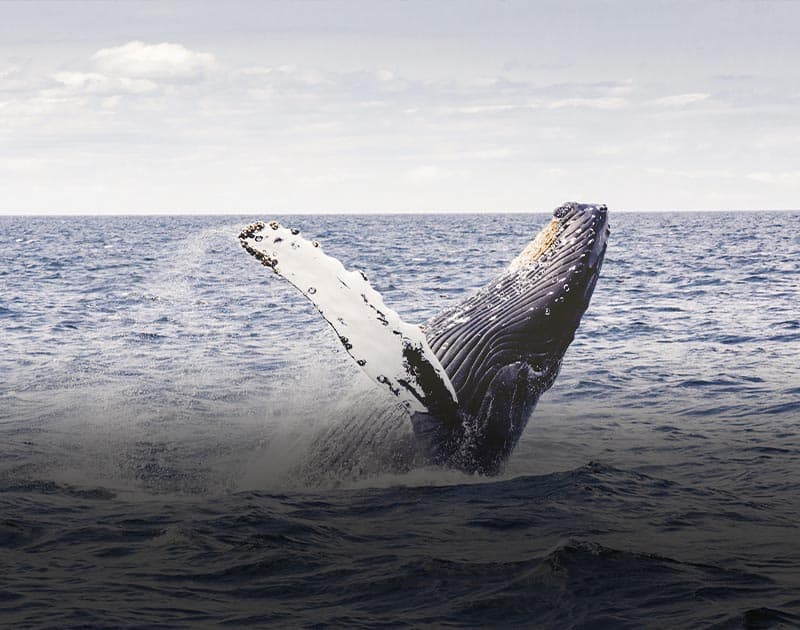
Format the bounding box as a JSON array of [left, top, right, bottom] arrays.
[[0, 212, 799, 626]]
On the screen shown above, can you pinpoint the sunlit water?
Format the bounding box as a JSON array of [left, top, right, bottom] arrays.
[[1, 212, 799, 628]]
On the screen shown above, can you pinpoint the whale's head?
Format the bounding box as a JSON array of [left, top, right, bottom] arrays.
[[422, 202, 610, 473], [508, 201, 609, 335]]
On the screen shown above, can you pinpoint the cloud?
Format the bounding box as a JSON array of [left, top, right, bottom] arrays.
[[652, 93, 709, 107], [92, 41, 218, 81], [406, 165, 466, 181], [0, 65, 20, 82], [547, 97, 628, 110], [746, 171, 800, 184], [595, 144, 623, 156], [755, 132, 800, 149], [449, 103, 532, 115], [645, 167, 733, 180], [43, 41, 218, 99], [53, 71, 157, 94]]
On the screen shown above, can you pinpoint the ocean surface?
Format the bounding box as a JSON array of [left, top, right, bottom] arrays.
[[1, 211, 799, 628]]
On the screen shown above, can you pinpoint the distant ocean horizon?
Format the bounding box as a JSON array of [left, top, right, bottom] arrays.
[[3, 207, 800, 217], [2, 211, 799, 627]]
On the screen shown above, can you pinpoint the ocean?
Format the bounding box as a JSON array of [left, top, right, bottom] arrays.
[[1, 211, 799, 628]]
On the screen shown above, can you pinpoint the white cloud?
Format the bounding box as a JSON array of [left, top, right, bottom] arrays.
[[595, 144, 623, 156], [435, 148, 514, 160], [0, 156, 49, 173], [406, 165, 465, 181], [747, 171, 800, 184], [747, 172, 773, 183], [547, 97, 628, 110], [754, 132, 800, 149], [652, 93, 709, 106], [450, 103, 531, 115], [0, 65, 20, 81], [53, 71, 157, 94], [92, 41, 218, 80], [646, 167, 733, 179]]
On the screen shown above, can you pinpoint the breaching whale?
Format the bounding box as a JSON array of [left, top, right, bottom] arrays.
[[239, 202, 609, 475]]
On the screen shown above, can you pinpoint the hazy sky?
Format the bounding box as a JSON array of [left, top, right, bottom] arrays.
[[1, 0, 799, 213]]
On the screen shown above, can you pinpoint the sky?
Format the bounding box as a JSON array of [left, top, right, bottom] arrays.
[[1, 0, 799, 214]]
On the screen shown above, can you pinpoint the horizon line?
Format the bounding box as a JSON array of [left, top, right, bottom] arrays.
[[1, 207, 797, 217]]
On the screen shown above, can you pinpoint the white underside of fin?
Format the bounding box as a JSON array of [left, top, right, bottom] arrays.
[[239, 221, 457, 415]]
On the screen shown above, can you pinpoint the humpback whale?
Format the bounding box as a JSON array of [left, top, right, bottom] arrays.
[[239, 202, 609, 475]]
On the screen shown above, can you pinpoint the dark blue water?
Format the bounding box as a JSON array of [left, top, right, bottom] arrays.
[[1, 212, 799, 628]]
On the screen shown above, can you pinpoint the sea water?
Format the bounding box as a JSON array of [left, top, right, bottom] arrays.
[[1, 212, 799, 627]]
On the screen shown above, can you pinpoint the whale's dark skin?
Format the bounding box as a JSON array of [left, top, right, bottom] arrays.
[[239, 202, 609, 476], [414, 202, 609, 474]]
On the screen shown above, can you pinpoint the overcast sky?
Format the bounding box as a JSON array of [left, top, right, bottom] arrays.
[[1, 0, 798, 214]]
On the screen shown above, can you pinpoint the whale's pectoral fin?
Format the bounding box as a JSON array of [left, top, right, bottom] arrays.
[[239, 221, 459, 418]]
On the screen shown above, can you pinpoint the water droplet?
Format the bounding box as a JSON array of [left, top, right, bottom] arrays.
[[564, 284, 570, 292], [308, 287, 316, 294], [545, 308, 551, 316]]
